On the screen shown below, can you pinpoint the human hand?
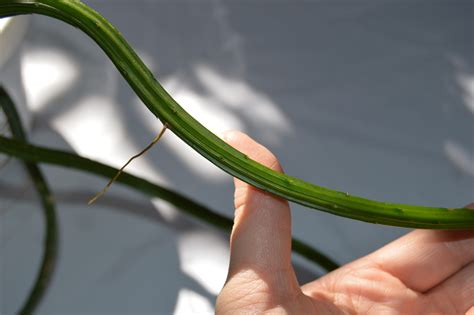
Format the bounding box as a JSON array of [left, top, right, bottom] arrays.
[[216, 131, 474, 315]]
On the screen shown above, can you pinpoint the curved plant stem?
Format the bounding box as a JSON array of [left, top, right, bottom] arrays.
[[0, 87, 59, 315], [0, 0, 473, 229], [0, 134, 339, 272]]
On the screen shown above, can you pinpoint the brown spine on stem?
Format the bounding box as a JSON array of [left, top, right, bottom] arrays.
[[88, 123, 168, 205]]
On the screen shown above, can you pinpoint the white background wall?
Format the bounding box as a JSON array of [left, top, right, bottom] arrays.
[[1, 0, 473, 314]]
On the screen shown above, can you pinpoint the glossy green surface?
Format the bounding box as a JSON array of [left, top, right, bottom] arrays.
[[1, 0, 473, 229]]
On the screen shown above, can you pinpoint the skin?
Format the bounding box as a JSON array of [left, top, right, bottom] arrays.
[[216, 131, 474, 315]]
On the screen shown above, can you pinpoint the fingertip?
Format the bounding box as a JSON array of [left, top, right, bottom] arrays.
[[218, 130, 246, 144]]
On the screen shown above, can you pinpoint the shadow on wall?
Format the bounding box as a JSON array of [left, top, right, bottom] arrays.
[[444, 59, 474, 177], [1, 0, 472, 314]]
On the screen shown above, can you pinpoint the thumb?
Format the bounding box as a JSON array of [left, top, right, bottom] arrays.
[[217, 131, 300, 311]]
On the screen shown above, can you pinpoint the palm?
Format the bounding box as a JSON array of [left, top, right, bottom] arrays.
[[215, 131, 473, 315], [219, 229, 474, 315], [301, 230, 474, 315], [304, 265, 425, 314]]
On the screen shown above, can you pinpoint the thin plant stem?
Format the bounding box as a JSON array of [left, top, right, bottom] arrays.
[[0, 87, 59, 315], [0, 134, 339, 272]]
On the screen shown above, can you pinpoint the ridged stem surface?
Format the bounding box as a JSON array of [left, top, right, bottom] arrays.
[[0, 0, 473, 228]]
